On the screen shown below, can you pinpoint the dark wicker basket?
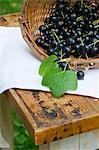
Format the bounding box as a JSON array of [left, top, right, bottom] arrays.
[[19, 0, 99, 70]]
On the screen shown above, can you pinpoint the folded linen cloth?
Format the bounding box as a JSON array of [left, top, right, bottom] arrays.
[[0, 27, 99, 98]]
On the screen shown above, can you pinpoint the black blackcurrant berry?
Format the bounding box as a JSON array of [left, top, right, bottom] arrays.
[[77, 71, 84, 80]]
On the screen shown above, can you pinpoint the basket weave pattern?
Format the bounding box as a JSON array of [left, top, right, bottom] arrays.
[[19, 0, 99, 70]]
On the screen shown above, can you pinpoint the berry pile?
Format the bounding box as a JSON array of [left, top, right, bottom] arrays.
[[35, 0, 99, 60]]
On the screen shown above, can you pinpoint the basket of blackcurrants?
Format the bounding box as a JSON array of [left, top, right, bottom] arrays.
[[20, 0, 99, 97]]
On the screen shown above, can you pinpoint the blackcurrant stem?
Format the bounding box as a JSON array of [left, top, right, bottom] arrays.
[[77, 55, 83, 70], [64, 28, 67, 32], [81, 0, 83, 7], [85, 53, 89, 60], [60, 49, 63, 60], [62, 61, 74, 72], [57, 58, 74, 72], [79, 55, 83, 59], [46, 24, 49, 29], [61, 11, 64, 19], [84, 31, 94, 38], [52, 30, 61, 43], [95, 25, 99, 28], [80, 37, 84, 46], [76, 16, 84, 22], [51, 30, 56, 42], [92, 19, 99, 26], [89, 40, 99, 47], [58, 58, 77, 72], [72, 50, 75, 53], [61, 53, 66, 58], [53, 36, 57, 43], [52, 30, 63, 60], [85, 53, 90, 70], [57, 58, 71, 63], [70, 67, 77, 72], [83, 33, 88, 38], [84, 3, 91, 10], [63, 62, 68, 72]]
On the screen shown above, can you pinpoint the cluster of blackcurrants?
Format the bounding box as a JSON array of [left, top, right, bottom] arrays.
[[36, 0, 99, 79]]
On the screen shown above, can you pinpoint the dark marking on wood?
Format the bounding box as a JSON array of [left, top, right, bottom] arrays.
[[38, 100, 50, 110], [59, 136, 63, 140], [39, 101, 44, 105], [43, 140, 47, 144], [68, 134, 74, 137], [0, 17, 7, 22], [16, 91, 44, 127], [77, 124, 82, 133], [42, 108, 57, 118], [30, 112, 44, 127], [32, 91, 40, 101], [55, 107, 68, 119], [63, 128, 68, 132], [53, 136, 57, 141], [71, 107, 81, 117], [54, 103, 58, 106], [64, 100, 73, 107]]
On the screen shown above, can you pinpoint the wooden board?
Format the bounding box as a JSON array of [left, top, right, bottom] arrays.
[[0, 13, 19, 27], [0, 94, 13, 150], [0, 13, 99, 145], [6, 89, 99, 145]]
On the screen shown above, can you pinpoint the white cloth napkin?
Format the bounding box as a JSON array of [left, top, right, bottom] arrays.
[[0, 27, 99, 98]]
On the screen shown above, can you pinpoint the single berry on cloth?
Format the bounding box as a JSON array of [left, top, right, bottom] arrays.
[[77, 71, 85, 80]]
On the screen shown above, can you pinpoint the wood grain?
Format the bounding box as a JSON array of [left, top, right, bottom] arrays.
[[0, 94, 13, 150], [0, 13, 19, 27], [0, 13, 99, 145]]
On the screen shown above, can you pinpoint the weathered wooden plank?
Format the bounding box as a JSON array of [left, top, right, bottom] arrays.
[[5, 89, 99, 145], [0, 94, 13, 150], [0, 13, 19, 27], [0, 134, 9, 149], [5, 90, 37, 141]]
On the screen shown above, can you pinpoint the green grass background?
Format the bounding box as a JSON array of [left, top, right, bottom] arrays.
[[0, 0, 22, 15], [13, 113, 38, 150], [0, 0, 39, 149]]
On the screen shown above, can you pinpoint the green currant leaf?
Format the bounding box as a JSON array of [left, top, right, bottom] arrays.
[[63, 70, 78, 90], [42, 65, 78, 98], [39, 55, 78, 98], [42, 62, 61, 86], [39, 55, 57, 77], [49, 70, 77, 97]]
